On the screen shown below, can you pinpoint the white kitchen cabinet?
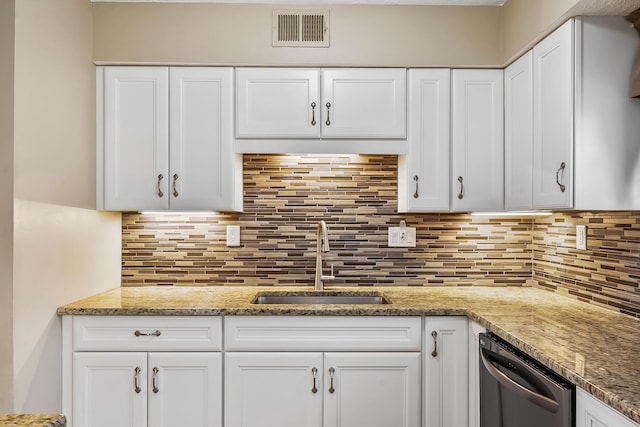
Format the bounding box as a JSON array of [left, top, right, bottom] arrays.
[[73, 352, 148, 427], [529, 17, 640, 210], [235, 67, 406, 143], [504, 51, 534, 211], [323, 352, 421, 427], [64, 316, 223, 427], [224, 316, 421, 427], [398, 69, 451, 212], [224, 352, 323, 427], [577, 388, 640, 427], [321, 68, 407, 139], [451, 69, 504, 212], [235, 68, 321, 139], [423, 316, 469, 427], [532, 20, 574, 209], [468, 321, 486, 427], [98, 66, 242, 211]]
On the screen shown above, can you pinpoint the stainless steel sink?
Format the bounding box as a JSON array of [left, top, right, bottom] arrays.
[[251, 292, 391, 305]]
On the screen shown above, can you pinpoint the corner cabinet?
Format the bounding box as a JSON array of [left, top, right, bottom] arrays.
[[64, 316, 223, 427], [398, 69, 451, 212], [223, 316, 422, 427], [451, 70, 504, 212], [507, 17, 640, 210], [423, 317, 469, 427], [97, 66, 242, 212]]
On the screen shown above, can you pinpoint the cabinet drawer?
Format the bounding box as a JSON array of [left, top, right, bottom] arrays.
[[224, 316, 421, 351], [73, 316, 222, 351]]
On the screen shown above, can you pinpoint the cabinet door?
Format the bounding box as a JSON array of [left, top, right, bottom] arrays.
[[533, 19, 574, 209], [147, 352, 222, 427], [576, 388, 639, 427], [73, 352, 147, 427], [321, 68, 407, 139], [468, 321, 487, 427], [224, 352, 323, 427], [236, 68, 320, 139], [451, 69, 504, 212], [505, 52, 534, 211], [102, 67, 169, 210], [399, 69, 451, 212], [424, 317, 469, 427], [170, 68, 240, 211], [323, 352, 421, 427]]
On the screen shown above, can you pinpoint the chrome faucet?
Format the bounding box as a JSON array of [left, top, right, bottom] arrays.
[[314, 220, 334, 290]]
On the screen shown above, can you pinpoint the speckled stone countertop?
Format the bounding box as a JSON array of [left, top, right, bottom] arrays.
[[58, 286, 640, 424], [0, 415, 65, 427]]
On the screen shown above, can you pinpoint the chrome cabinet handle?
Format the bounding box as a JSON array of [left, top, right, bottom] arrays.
[[134, 330, 161, 337], [328, 367, 335, 393], [413, 176, 419, 199], [311, 102, 317, 126], [172, 173, 179, 197], [556, 162, 566, 192], [311, 367, 318, 394], [152, 367, 159, 394], [325, 102, 331, 126], [457, 176, 464, 200], [134, 367, 142, 394], [157, 174, 164, 198], [431, 331, 438, 357]]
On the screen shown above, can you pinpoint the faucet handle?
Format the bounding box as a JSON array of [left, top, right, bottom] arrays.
[[321, 264, 336, 281]]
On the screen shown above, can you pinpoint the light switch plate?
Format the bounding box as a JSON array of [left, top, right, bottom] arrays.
[[576, 225, 587, 250], [227, 225, 240, 247], [388, 226, 416, 248]]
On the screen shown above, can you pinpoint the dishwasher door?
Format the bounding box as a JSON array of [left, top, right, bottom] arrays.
[[479, 333, 574, 427]]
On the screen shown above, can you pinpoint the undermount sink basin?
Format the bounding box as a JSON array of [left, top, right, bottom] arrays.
[[251, 292, 391, 305]]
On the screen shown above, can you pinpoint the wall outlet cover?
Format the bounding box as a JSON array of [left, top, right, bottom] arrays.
[[576, 225, 587, 250], [227, 225, 241, 247], [388, 226, 416, 248]]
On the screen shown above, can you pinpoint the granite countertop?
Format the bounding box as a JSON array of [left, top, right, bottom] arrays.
[[58, 286, 640, 424], [0, 415, 65, 427]]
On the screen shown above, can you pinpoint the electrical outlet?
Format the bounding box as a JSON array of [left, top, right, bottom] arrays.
[[226, 225, 240, 247], [388, 226, 416, 248], [576, 225, 587, 250]]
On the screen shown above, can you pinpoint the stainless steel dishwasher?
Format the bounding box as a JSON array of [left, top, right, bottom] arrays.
[[479, 333, 574, 427]]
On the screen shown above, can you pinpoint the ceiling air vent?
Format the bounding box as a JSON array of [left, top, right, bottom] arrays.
[[272, 9, 330, 48]]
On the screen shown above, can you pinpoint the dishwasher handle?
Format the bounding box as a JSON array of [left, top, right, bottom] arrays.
[[480, 347, 560, 414]]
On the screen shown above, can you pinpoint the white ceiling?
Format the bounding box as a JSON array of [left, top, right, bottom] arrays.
[[91, 0, 507, 5]]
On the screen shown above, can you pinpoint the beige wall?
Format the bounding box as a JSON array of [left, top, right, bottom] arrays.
[[93, 3, 503, 67], [0, 0, 15, 414], [12, 0, 121, 413]]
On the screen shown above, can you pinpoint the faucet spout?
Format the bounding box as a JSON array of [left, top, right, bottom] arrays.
[[315, 221, 331, 290]]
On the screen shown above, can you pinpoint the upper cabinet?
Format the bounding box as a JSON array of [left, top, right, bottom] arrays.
[[451, 69, 504, 212], [398, 69, 451, 213], [98, 66, 242, 212], [504, 51, 534, 211], [532, 20, 574, 209], [235, 68, 407, 153], [506, 17, 640, 211]]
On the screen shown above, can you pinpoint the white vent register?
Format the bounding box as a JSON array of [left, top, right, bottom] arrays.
[[272, 9, 329, 47]]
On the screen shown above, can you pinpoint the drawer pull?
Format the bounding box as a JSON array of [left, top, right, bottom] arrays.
[[311, 367, 318, 394], [134, 330, 161, 337], [152, 367, 159, 394], [431, 330, 438, 357], [134, 367, 142, 394], [328, 367, 335, 394]]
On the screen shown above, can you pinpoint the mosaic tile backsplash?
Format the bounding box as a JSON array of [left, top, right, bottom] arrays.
[[121, 154, 640, 317], [122, 155, 533, 288]]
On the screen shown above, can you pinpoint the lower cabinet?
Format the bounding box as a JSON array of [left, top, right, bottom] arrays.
[[423, 317, 469, 427], [577, 388, 640, 427], [225, 351, 420, 427], [74, 352, 222, 427], [468, 321, 486, 427]]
